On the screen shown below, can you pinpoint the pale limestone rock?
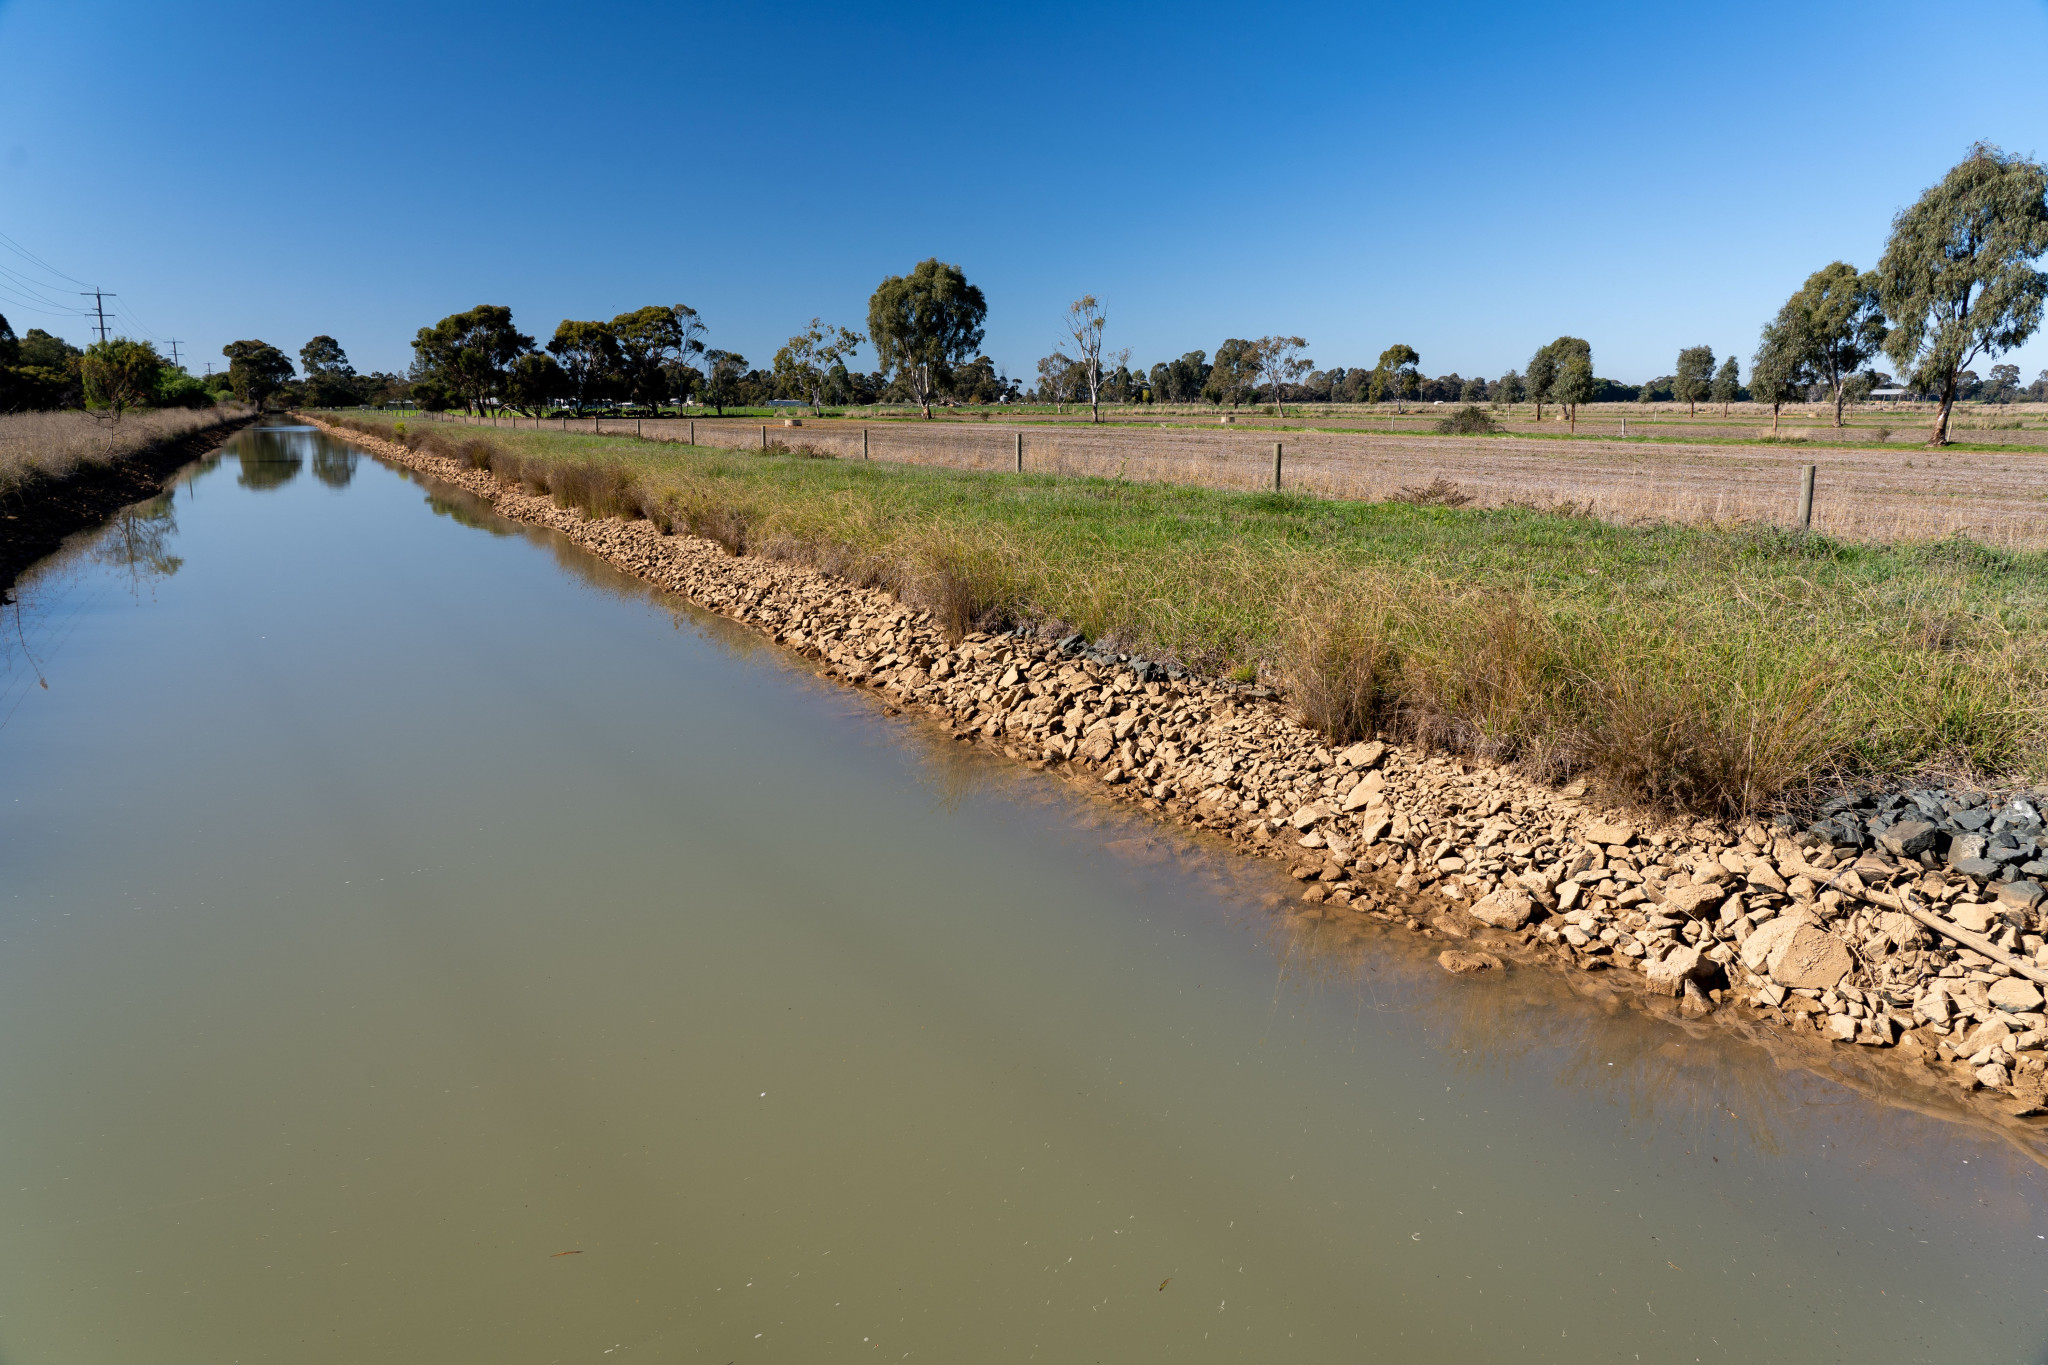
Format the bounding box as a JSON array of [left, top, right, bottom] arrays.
[[1768, 925, 1854, 991]]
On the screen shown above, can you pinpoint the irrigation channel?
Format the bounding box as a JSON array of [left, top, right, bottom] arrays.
[[2, 417, 2045, 1362]]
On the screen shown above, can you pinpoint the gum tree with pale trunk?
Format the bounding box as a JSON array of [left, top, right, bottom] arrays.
[[1878, 143, 2048, 447], [1253, 336, 1311, 418], [1062, 295, 1127, 424]]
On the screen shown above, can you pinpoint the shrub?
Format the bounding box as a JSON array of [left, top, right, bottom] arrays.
[[1435, 404, 1499, 436], [1392, 477, 1474, 507]]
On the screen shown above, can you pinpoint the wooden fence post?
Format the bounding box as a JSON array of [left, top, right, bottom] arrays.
[[1273, 442, 1283, 491], [761, 424, 768, 449], [1798, 464, 1816, 529], [1015, 430, 1023, 473], [863, 426, 870, 460], [689, 419, 696, 445]]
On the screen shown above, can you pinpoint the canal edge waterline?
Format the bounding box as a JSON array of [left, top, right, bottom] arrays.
[[296, 413, 2048, 1142]]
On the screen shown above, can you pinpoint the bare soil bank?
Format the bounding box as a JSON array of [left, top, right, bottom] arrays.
[[1, 412, 259, 594], [309, 414, 2048, 1143]]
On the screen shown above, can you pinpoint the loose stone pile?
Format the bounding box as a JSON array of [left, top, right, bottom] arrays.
[[316, 416, 2048, 1119]]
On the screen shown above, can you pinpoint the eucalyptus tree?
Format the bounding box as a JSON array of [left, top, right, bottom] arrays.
[[702, 350, 746, 415], [1672, 346, 1715, 416], [504, 352, 567, 416], [1149, 351, 1210, 403], [1035, 351, 1077, 410], [1525, 345, 1557, 421], [867, 259, 987, 419], [222, 339, 295, 408], [1494, 369, 1524, 406], [1749, 320, 1804, 430], [1527, 337, 1589, 421], [773, 318, 864, 411], [612, 305, 705, 410], [1878, 142, 2048, 446], [1204, 339, 1259, 408], [1552, 353, 1595, 431], [1253, 335, 1311, 416], [1710, 357, 1741, 414], [1368, 343, 1420, 407], [546, 320, 621, 413], [1060, 295, 1129, 422], [1769, 262, 1887, 427], [413, 306, 534, 414]]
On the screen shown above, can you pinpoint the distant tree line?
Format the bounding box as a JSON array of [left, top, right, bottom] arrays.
[[7, 147, 2040, 448]]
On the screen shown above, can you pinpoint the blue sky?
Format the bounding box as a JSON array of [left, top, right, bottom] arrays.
[[2, 0, 2046, 388]]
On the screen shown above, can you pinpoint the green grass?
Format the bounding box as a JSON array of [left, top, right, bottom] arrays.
[[328, 411, 2048, 816]]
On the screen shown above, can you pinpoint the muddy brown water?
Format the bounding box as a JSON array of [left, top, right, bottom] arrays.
[[2, 419, 2045, 1362]]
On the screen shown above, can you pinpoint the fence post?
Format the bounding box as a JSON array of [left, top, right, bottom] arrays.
[[689, 419, 696, 445], [1798, 464, 1816, 529], [636, 418, 641, 438], [1273, 441, 1283, 491], [761, 424, 768, 449], [863, 426, 870, 460], [1015, 430, 1023, 473]]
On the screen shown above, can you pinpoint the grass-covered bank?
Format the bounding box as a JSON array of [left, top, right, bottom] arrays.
[[2, 406, 258, 593], [321, 411, 2048, 817]]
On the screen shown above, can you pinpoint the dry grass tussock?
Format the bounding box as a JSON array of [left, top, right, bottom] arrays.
[[1274, 574, 1870, 819], [323, 414, 2048, 819], [0, 406, 253, 496]]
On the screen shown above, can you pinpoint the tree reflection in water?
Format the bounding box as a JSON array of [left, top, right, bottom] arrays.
[[88, 491, 183, 591], [234, 430, 304, 490], [310, 442, 358, 489]]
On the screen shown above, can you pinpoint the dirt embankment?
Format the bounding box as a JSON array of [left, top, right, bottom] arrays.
[[307, 413, 2048, 1134], [1, 412, 260, 595]]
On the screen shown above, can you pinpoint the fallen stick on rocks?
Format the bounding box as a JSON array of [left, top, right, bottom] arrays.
[[1786, 859, 2048, 989]]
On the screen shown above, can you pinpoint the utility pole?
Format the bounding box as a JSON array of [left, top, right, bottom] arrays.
[[167, 339, 182, 368], [79, 289, 114, 343]]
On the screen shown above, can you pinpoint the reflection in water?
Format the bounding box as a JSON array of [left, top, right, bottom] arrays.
[[423, 487, 516, 537], [309, 442, 358, 489], [87, 491, 183, 588], [234, 429, 305, 490]]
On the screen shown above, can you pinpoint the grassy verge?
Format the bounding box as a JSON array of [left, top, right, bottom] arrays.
[[0, 406, 255, 496], [322, 410, 2048, 818]]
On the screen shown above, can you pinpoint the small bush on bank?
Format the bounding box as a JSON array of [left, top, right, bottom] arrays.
[[1435, 404, 1499, 436], [1392, 477, 1474, 507]]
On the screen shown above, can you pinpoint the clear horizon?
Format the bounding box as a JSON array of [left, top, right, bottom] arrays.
[[2, 0, 2045, 390]]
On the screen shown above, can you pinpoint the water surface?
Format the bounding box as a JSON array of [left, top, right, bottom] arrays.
[[2, 421, 2045, 1362]]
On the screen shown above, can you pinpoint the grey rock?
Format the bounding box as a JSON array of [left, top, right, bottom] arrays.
[[1948, 832, 1989, 866], [1953, 857, 2000, 881], [1997, 880, 2044, 912], [1878, 819, 1941, 857]]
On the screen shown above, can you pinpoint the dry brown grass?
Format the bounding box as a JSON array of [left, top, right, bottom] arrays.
[[0, 407, 253, 496]]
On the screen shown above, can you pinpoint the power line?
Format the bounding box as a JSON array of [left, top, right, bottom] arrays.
[[79, 289, 114, 344], [166, 338, 182, 367], [0, 229, 89, 287]]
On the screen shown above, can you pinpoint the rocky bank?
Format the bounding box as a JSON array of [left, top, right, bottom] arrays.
[[310, 415, 2048, 1122]]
